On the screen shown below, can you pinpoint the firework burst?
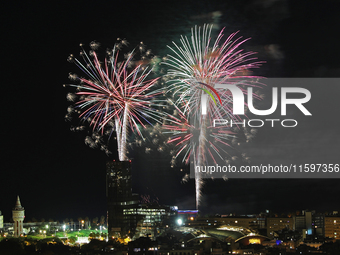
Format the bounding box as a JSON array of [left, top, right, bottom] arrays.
[[163, 24, 264, 209], [164, 24, 263, 120], [164, 102, 236, 165], [66, 40, 164, 161]]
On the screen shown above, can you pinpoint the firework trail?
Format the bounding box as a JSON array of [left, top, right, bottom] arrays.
[[163, 24, 263, 209], [164, 103, 235, 165], [164, 101, 238, 209], [66, 40, 163, 161]]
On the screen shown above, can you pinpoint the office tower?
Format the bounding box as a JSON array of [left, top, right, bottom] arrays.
[[106, 160, 139, 238]]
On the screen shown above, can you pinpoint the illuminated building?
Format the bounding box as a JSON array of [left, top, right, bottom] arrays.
[[294, 210, 313, 236], [106, 160, 178, 239], [236, 233, 270, 246], [0, 210, 3, 230], [12, 196, 25, 237], [256, 216, 266, 229], [266, 217, 294, 237], [324, 216, 340, 240], [187, 216, 259, 230], [313, 213, 325, 237], [305, 211, 313, 235], [106, 160, 139, 237], [178, 210, 199, 221], [124, 204, 177, 240], [127, 237, 158, 255], [294, 210, 327, 237]]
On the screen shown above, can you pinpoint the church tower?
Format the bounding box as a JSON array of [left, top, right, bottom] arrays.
[[12, 196, 25, 237]]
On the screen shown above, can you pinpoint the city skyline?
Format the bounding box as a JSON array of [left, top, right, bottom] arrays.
[[1, 0, 340, 222]]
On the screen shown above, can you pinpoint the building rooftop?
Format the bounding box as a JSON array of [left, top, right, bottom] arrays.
[[13, 196, 24, 210]]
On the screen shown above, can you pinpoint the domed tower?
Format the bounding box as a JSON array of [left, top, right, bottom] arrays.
[[12, 196, 25, 237]]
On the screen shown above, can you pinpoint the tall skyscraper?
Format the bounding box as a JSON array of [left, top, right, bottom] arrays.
[[12, 196, 25, 237], [106, 160, 139, 238]]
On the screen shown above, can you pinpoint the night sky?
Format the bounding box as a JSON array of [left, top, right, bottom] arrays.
[[1, 0, 340, 223]]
